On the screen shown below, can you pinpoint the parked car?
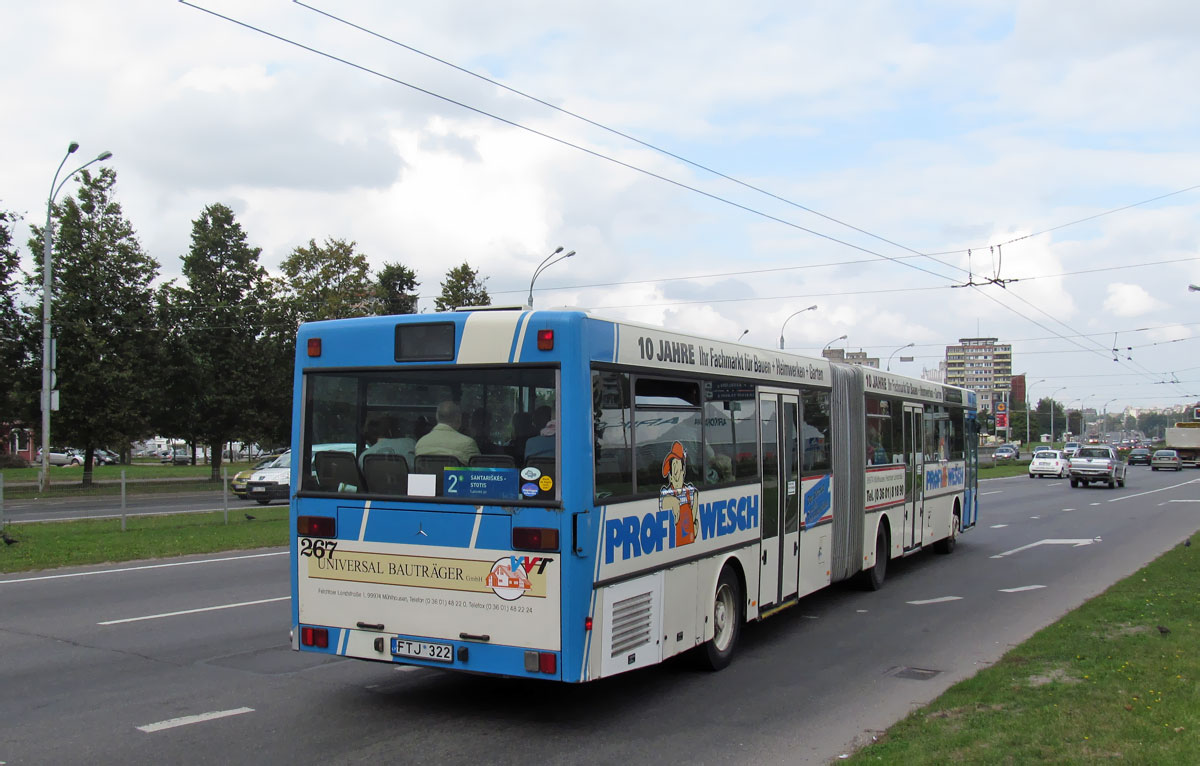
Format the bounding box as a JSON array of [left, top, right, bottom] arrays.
[[232, 457, 275, 499], [1151, 449, 1182, 471], [1069, 445, 1126, 488], [1028, 449, 1068, 479], [993, 445, 1018, 461], [1127, 448, 1151, 466], [163, 447, 191, 466], [95, 448, 121, 465], [36, 447, 82, 466]]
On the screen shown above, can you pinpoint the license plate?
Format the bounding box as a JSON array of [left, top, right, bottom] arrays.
[[391, 638, 453, 663], [251, 486, 265, 493]]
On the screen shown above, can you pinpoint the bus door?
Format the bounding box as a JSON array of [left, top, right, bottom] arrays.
[[758, 391, 801, 609], [902, 404, 925, 551]]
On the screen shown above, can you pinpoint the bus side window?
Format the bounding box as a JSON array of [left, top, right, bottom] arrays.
[[801, 390, 832, 475], [592, 370, 633, 499]]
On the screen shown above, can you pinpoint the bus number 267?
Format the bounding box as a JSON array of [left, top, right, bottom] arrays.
[[299, 538, 338, 559]]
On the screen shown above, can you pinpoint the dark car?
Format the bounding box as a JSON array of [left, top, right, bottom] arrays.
[[1127, 448, 1151, 466]]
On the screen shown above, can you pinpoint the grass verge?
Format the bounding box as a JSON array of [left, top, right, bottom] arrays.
[[846, 531, 1200, 764], [0, 505, 289, 573]]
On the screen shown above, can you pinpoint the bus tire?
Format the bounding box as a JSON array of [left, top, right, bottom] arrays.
[[934, 509, 959, 555], [701, 565, 742, 671], [862, 527, 889, 591]]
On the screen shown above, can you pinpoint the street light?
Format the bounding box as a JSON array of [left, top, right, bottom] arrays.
[[527, 246, 575, 307], [886, 342, 915, 372], [736, 329, 749, 342], [1025, 378, 1045, 446], [1100, 398, 1117, 442], [1049, 387, 1066, 445], [778, 305, 817, 350], [822, 334, 847, 355], [1189, 284, 1200, 292], [40, 142, 113, 491]]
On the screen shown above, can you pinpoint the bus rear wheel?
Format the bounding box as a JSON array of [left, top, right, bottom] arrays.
[[934, 510, 959, 555], [862, 528, 889, 591], [701, 566, 742, 671]]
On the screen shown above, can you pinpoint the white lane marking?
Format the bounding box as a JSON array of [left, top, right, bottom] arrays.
[[981, 491, 1003, 496], [137, 707, 254, 733], [999, 584, 1046, 593], [0, 551, 287, 586], [907, 596, 962, 605], [1090, 502, 1101, 506], [99, 596, 288, 625], [1062, 508, 1074, 512], [1108, 479, 1200, 503], [1030, 516, 1040, 519], [990, 524, 1008, 528], [856, 609, 868, 613], [990, 538, 1100, 559], [1167, 499, 1200, 503], [395, 665, 421, 672]]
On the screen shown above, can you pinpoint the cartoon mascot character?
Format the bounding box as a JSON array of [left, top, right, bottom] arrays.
[[659, 441, 698, 546]]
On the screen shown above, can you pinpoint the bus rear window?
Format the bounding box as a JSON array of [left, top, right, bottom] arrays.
[[302, 367, 559, 504]]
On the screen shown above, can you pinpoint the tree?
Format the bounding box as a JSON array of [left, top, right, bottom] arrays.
[[0, 207, 34, 434], [435, 262, 490, 311], [27, 168, 159, 484], [163, 203, 274, 479], [375, 262, 420, 315], [280, 237, 374, 322]]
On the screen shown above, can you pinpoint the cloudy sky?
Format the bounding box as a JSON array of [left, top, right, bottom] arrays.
[[3, 0, 1198, 418]]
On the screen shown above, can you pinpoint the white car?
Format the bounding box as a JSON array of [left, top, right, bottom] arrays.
[[1028, 449, 1068, 479]]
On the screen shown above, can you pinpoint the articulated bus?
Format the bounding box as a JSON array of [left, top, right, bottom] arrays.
[[290, 308, 978, 681]]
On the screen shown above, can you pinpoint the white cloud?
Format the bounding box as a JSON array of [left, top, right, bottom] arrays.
[[3, 0, 1200, 408]]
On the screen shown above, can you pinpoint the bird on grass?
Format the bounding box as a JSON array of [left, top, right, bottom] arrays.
[[1, 531, 19, 546], [1157, 625, 1171, 635], [244, 513, 256, 521]]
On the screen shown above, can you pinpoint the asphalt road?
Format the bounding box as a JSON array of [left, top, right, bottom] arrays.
[[1, 466, 1196, 765]]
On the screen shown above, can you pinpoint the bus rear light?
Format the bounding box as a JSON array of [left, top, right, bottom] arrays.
[[301, 626, 329, 649], [297, 515, 336, 538], [513, 527, 559, 551], [584, 617, 593, 631], [539, 652, 556, 674], [307, 337, 322, 357], [536, 329, 554, 350]]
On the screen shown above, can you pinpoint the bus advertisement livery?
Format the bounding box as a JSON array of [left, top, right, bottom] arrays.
[[290, 308, 978, 682]]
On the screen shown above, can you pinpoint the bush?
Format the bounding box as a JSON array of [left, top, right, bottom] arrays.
[[0, 453, 30, 469]]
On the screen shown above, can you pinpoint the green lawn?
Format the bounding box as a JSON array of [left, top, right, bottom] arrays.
[[846, 533, 1200, 763], [0, 505, 289, 573]]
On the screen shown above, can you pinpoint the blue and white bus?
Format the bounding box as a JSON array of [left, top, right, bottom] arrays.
[[290, 308, 978, 681]]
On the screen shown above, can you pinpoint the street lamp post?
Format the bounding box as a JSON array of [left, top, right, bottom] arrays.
[[778, 305, 817, 350], [527, 246, 575, 307], [736, 329, 749, 342], [1025, 378, 1045, 446], [821, 334, 847, 356], [1049, 387, 1066, 445], [40, 142, 113, 491], [1100, 398, 1116, 442], [886, 342, 914, 372]]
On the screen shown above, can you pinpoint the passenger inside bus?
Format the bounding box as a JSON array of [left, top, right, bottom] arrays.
[[524, 418, 557, 459], [414, 401, 480, 465], [359, 414, 417, 470]]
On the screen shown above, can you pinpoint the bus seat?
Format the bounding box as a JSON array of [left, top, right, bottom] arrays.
[[528, 456, 555, 478], [313, 450, 362, 493], [362, 453, 408, 495], [469, 454, 516, 469], [414, 455, 461, 474]]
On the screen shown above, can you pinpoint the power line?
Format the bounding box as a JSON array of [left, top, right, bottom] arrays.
[[178, 0, 960, 287], [181, 1, 1189, 391]]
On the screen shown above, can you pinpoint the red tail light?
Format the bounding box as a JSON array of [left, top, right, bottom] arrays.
[[513, 527, 559, 551], [298, 516, 336, 538], [301, 626, 329, 648], [536, 329, 554, 350], [539, 652, 557, 674], [307, 337, 322, 357]]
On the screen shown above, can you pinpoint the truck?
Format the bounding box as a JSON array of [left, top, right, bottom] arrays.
[[1163, 421, 1200, 468], [1069, 444, 1126, 489]]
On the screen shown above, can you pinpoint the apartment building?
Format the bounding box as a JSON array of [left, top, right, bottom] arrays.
[[944, 337, 1012, 413]]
